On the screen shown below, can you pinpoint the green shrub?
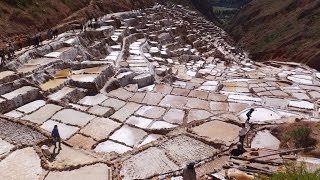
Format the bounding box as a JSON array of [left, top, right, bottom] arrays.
[[290, 127, 312, 148], [261, 164, 320, 180]]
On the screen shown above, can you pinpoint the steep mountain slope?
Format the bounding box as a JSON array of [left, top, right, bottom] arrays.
[[227, 0, 320, 70], [0, 0, 154, 40]]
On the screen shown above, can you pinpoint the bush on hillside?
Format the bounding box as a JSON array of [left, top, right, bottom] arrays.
[[290, 126, 312, 148], [261, 164, 320, 180]]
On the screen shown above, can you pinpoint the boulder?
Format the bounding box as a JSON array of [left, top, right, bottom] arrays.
[[133, 74, 154, 88], [116, 71, 135, 86]]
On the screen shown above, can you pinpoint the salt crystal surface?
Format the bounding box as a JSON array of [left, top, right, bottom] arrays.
[[41, 120, 79, 140], [78, 94, 108, 106], [251, 130, 280, 150], [150, 121, 177, 129], [288, 75, 313, 85], [289, 100, 314, 110], [95, 141, 132, 154], [17, 100, 46, 114], [138, 134, 162, 147], [225, 79, 251, 82], [203, 81, 219, 86], [110, 125, 147, 147], [239, 107, 281, 123], [229, 94, 262, 102], [4, 110, 24, 118], [45, 52, 62, 58], [0, 139, 14, 158], [126, 116, 153, 128]]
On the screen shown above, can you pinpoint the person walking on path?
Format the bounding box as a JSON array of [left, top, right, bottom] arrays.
[[34, 35, 40, 47], [47, 29, 53, 39], [51, 125, 62, 150], [0, 48, 6, 66], [26, 36, 31, 47], [38, 34, 43, 46], [18, 36, 24, 50], [53, 29, 58, 39], [182, 162, 197, 180], [7, 41, 15, 59]]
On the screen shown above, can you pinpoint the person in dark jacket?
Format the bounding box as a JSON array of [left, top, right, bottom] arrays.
[[26, 36, 31, 47], [53, 29, 58, 38], [7, 42, 15, 58], [230, 143, 247, 156], [182, 162, 197, 180], [51, 125, 62, 150], [38, 34, 43, 46], [47, 29, 53, 39], [34, 35, 39, 47], [239, 123, 249, 149], [246, 108, 254, 123], [18, 37, 24, 50], [0, 48, 6, 66]]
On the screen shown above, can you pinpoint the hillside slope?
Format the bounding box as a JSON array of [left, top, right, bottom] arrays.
[[227, 0, 320, 70], [0, 0, 153, 40]]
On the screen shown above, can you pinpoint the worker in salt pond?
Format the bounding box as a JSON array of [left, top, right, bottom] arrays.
[[26, 35, 31, 47], [6, 41, 15, 59], [230, 124, 249, 157], [18, 36, 24, 50], [246, 108, 254, 123], [47, 29, 53, 39], [230, 108, 255, 156], [51, 125, 62, 150], [53, 29, 58, 39], [243, 108, 254, 146], [0, 48, 6, 66], [182, 162, 197, 180], [34, 34, 40, 47]]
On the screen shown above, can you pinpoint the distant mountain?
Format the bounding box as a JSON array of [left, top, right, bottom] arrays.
[[163, 0, 223, 24], [208, 0, 251, 8], [227, 0, 320, 70], [191, 0, 223, 23], [209, 0, 252, 23], [185, 0, 251, 23]]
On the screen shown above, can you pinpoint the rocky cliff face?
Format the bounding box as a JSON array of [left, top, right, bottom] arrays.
[[226, 0, 320, 70]]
